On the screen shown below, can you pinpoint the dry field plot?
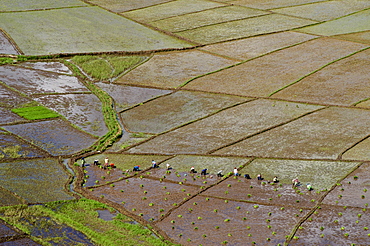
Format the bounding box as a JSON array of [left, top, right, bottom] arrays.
[[0, 158, 74, 203], [199, 31, 317, 60], [0, 0, 87, 12], [271, 48, 370, 106], [116, 50, 236, 89], [87, 0, 173, 13], [342, 138, 370, 161], [34, 94, 108, 137], [127, 99, 322, 155], [0, 6, 192, 55], [122, 0, 225, 23], [272, 0, 370, 22], [175, 14, 316, 45], [216, 107, 370, 160], [298, 8, 370, 36], [184, 38, 366, 97], [229, 0, 326, 10], [120, 91, 248, 134], [334, 30, 370, 45], [149, 5, 268, 33]]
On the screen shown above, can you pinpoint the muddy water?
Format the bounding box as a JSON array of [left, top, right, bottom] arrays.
[[26, 217, 95, 246], [0, 31, 19, 55], [3, 119, 97, 156], [0, 83, 31, 109], [0, 65, 89, 95], [97, 209, 117, 221], [0, 222, 20, 237], [292, 205, 370, 245], [157, 196, 306, 245], [91, 177, 200, 221], [18, 62, 73, 75], [0, 132, 49, 158], [33, 93, 109, 137], [0, 237, 41, 245], [96, 82, 171, 112]]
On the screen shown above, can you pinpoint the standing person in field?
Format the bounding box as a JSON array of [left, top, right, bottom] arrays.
[[233, 167, 239, 176], [104, 157, 109, 169]]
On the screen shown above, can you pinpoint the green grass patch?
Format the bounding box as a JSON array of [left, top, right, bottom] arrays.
[[70, 55, 145, 81], [0, 199, 173, 246], [0, 145, 22, 159], [11, 106, 59, 120], [0, 57, 14, 65]]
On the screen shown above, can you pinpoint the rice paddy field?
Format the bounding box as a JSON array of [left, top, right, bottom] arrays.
[[1, 0, 370, 245]]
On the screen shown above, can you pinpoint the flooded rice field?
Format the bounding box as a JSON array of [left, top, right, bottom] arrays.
[[1, 0, 370, 245]]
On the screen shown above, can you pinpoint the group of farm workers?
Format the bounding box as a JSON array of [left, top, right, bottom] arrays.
[[81, 157, 314, 191]]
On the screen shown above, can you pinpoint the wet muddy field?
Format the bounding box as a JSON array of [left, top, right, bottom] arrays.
[[1, 0, 370, 245]]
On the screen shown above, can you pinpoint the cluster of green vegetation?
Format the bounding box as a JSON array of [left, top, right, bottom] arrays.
[[0, 199, 174, 246], [0, 145, 22, 159], [70, 55, 146, 81], [86, 81, 122, 151], [11, 105, 60, 120], [0, 57, 14, 65]]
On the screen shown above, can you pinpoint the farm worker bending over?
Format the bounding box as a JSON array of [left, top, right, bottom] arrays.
[[217, 170, 223, 177], [190, 166, 196, 173], [133, 165, 141, 171], [152, 160, 158, 168], [292, 178, 300, 187], [257, 174, 263, 180], [201, 168, 207, 176]]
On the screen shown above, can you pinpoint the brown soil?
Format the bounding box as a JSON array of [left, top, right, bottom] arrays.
[[115, 50, 236, 89], [127, 99, 322, 155], [156, 195, 307, 245], [322, 163, 370, 208], [184, 38, 367, 97], [271, 48, 370, 106], [89, 176, 200, 222], [291, 205, 370, 245], [216, 107, 370, 160]]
